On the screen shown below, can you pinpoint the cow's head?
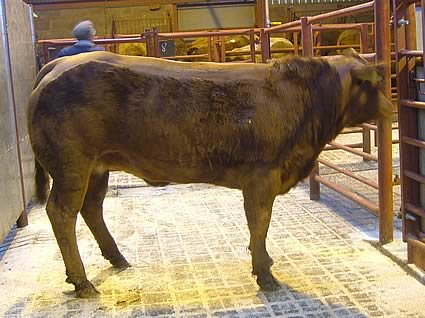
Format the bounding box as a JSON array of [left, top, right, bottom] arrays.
[[334, 49, 393, 127]]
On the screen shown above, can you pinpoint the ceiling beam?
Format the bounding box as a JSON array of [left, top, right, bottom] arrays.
[[31, 0, 212, 11]]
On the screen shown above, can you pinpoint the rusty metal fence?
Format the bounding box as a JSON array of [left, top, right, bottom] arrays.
[[37, 0, 395, 244], [112, 17, 172, 35], [394, 0, 425, 271], [0, 0, 37, 243]]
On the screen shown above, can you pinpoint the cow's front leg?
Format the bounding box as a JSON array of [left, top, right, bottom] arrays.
[[242, 169, 281, 291], [81, 171, 130, 269]]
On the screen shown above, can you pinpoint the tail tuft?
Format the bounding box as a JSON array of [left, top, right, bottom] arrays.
[[35, 159, 50, 204]]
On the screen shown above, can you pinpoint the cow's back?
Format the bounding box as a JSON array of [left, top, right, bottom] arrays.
[[34, 52, 269, 89], [28, 53, 288, 173]]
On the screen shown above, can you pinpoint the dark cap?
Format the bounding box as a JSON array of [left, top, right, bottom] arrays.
[[72, 20, 96, 40]]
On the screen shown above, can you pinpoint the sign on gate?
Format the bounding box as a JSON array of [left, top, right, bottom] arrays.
[[159, 40, 176, 57]]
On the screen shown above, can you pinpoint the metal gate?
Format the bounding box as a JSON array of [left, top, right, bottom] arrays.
[[112, 16, 172, 36], [394, 0, 425, 271]]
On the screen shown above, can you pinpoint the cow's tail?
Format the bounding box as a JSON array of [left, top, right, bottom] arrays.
[[34, 159, 50, 204]]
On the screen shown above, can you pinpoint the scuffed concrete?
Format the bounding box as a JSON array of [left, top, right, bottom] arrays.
[[1, 131, 424, 317]]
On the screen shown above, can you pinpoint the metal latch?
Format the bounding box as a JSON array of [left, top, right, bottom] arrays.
[[406, 213, 417, 222]]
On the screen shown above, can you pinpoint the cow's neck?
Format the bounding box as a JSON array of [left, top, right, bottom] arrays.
[[276, 87, 345, 194], [278, 113, 344, 194]]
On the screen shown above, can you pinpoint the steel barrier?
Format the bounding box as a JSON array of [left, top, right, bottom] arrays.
[[393, 0, 425, 270]]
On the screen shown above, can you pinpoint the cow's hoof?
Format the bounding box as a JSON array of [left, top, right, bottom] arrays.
[[110, 256, 131, 270], [257, 273, 281, 291], [76, 281, 100, 298]]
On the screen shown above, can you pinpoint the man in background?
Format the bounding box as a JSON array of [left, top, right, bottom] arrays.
[[57, 20, 104, 58]]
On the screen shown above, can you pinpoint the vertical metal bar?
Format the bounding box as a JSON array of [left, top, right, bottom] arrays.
[[249, 29, 256, 63], [42, 42, 49, 64], [213, 35, 220, 63], [207, 35, 212, 62], [314, 30, 321, 56], [375, 0, 393, 244], [293, 32, 299, 55], [422, 0, 425, 67], [301, 16, 320, 200], [28, 4, 40, 70], [153, 27, 160, 58], [0, 0, 28, 227], [144, 29, 151, 57], [301, 17, 313, 56], [111, 19, 116, 38], [220, 35, 226, 63], [360, 24, 372, 159], [260, 28, 270, 63]]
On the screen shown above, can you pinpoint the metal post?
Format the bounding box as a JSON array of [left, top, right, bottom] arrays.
[[315, 31, 321, 56], [144, 29, 151, 57], [301, 17, 314, 57], [260, 28, 270, 63], [42, 42, 49, 64], [219, 35, 226, 62], [249, 29, 256, 63], [153, 27, 160, 58], [301, 16, 320, 200], [375, 0, 393, 244], [293, 32, 299, 55], [422, 0, 425, 68], [360, 24, 372, 159], [207, 35, 212, 62], [213, 35, 221, 62]]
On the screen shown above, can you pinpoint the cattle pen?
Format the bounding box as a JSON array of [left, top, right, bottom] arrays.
[[38, 0, 397, 246], [2, 0, 425, 315]]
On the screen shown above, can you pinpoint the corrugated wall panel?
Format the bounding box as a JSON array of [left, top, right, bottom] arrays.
[[6, 0, 36, 203], [0, 0, 26, 242]]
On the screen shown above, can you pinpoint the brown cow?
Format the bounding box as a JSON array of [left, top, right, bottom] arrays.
[[27, 50, 391, 297]]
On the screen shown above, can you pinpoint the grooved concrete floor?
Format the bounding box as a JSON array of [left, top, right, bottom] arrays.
[[1, 132, 424, 318]]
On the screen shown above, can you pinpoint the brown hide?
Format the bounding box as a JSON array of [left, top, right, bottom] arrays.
[[27, 51, 392, 296], [29, 52, 389, 190]]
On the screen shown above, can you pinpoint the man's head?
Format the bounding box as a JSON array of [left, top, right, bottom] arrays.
[[72, 20, 96, 41]]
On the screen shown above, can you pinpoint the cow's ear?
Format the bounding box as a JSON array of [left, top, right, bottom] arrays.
[[342, 48, 358, 57], [351, 65, 382, 85], [342, 48, 368, 63]]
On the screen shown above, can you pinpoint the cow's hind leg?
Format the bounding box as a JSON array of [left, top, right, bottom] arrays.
[[80, 171, 130, 269], [242, 169, 281, 291], [46, 171, 99, 298]]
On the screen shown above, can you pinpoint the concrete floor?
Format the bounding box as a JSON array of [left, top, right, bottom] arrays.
[[0, 132, 424, 318]]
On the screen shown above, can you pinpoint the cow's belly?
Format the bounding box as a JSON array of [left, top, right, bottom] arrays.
[[97, 152, 244, 189]]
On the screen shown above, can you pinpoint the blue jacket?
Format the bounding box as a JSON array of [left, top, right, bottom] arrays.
[[57, 40, 104, 58]]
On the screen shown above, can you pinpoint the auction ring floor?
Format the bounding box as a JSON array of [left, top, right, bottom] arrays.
[[1, 134, 425, 318]]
